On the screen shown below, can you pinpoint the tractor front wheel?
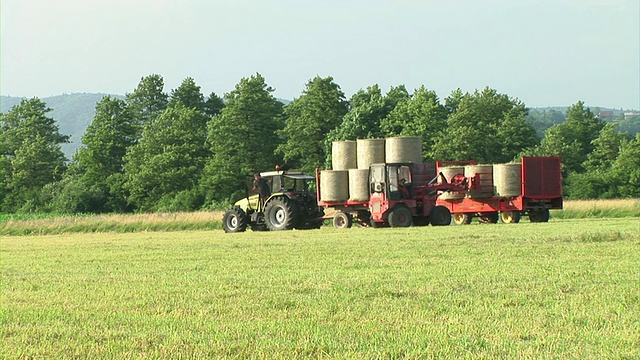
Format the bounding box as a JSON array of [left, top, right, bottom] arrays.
[[222, 207, 248, 233], [388, 206, 413, 227], [265, 198, 298, 231]]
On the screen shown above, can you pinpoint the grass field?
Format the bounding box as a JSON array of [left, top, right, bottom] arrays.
[[2, 218, 639, 359]]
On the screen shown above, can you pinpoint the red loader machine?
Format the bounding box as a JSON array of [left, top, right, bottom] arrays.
[[317, 162, 467, 228], [317, 156, 563, 228]]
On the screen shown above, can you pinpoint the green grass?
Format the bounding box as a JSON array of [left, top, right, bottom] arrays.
[[2, 218, 639, 358]]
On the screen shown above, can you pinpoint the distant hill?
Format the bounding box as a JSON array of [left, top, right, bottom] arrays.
[[1, 93, 124, 159], [2, 94, 637, 160]]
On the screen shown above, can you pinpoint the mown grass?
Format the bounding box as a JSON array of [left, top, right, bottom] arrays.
[[2, 218, 639, 358]]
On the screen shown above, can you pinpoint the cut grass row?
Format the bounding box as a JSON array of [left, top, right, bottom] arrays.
[[2, 218, 639, 358]]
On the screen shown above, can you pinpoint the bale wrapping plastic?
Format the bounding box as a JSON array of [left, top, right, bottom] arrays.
[[465, 164, 494, 198], [348, 169, 370, 201], [331, 141, 357, 170], [356, 139, 385, 169], [385, 136, 422, 163], [319, 170, 349, 202], [493, 163, 522, 197], [439, 166, 465, 200]]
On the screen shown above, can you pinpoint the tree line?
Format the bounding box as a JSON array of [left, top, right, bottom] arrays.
[[2, 74, 639, 214]]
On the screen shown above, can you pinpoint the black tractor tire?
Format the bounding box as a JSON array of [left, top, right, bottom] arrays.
[[430, 206, 451, 226], [264, 197, 298, 231], [500, 211, 521, 224], [333, 211, 353, 229], [529, 208, 550, 223], [451, 213, 472, 225], [388, 206, 413, 227], [222, 207, 248, 233], [478, 212, 499, 224]]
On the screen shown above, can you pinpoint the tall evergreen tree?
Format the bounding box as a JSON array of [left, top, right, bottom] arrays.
[[201, 73, 284, 204], [125, 74, 168, 134], [276, 76, 348, 174]]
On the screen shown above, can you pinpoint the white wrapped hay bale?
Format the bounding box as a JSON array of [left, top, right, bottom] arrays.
[[465, 164, 494, 198], [439, 166, 466, 200], [331, 140, 357, 170], [320, 170, 349, 202], [385, 136, 422, 163], [493, 163, 522, 197], [356, 139, 385, 169], [348, 169, 370, 201]]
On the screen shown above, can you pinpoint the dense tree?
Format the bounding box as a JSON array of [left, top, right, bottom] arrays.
[[611, 134, 640, 197], [433, 87, 535, 163], [53, 96, 137, 212], [0, 98, 69, 212], [201, 73, 284, 204], [276, 76, 349, 174], [525, 108, 565, 137], [204, 92, 225, 118], [123, 103, 210, 211], [380, 86, 448, 160], [125, 74, 168, 134], [528, 101, 604, 175], [327, 85, 403, 143], [583, 124, 630, 172]]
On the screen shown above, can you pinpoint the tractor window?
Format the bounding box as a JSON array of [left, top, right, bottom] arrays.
[[282, 177, 308, 192]]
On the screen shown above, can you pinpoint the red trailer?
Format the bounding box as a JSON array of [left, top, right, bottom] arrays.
[[436, 156, 563, 224]]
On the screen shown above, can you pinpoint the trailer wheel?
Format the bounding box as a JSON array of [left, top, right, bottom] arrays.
[[529, 208, 550, 223], [222, 207, 248, 233], [388, 206, 413, 227], [451, 213, 472, 225], [333, 212, 353, 229], [478, 212, 499, 224], [430, 206, 451, 226], [500, 211, 521, 224]]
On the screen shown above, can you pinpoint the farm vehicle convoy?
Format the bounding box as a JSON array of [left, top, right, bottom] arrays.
[[222, 156, 563, 233]]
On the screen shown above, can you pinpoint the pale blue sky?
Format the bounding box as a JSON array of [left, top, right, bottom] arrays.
[[2, 0, 639, 109]]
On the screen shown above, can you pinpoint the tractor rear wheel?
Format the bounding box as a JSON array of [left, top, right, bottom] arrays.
[[430, 206, 451, 226], [333, 212, 353, 229], [388, 206, 413, 227], [265, 198, 298, 231], [500, 211, 521, 224], [451, 213, 472, 225], [478, 212, 499, 224], [222, 207, 248, 233]]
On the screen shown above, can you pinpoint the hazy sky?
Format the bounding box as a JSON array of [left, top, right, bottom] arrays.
[[2, 0, 639, 109]]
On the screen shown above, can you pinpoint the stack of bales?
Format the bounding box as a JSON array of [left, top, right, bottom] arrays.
[[493, 163, 522, 197], [465, 164, 494, 198], [321, 136, 426, 202]]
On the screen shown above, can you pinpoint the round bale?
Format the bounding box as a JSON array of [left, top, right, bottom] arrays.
[[356, 138, 385, 169], [385, 136, 422, 163], [465, 164, 494, 198], [331, 140, 357, 170], [320, 170, 349, 202], [439, 166, 465, 200], [348, 169, 370, 201], [493, 163, 522, 197]]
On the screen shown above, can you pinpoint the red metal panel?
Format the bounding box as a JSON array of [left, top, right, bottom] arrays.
[[522, 156, 562, 198]]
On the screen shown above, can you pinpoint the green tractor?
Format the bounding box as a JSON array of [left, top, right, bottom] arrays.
[[222, 169, 325, 233]]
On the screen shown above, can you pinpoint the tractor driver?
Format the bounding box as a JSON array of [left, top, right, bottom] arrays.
[[252, 173, 271, 204]]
